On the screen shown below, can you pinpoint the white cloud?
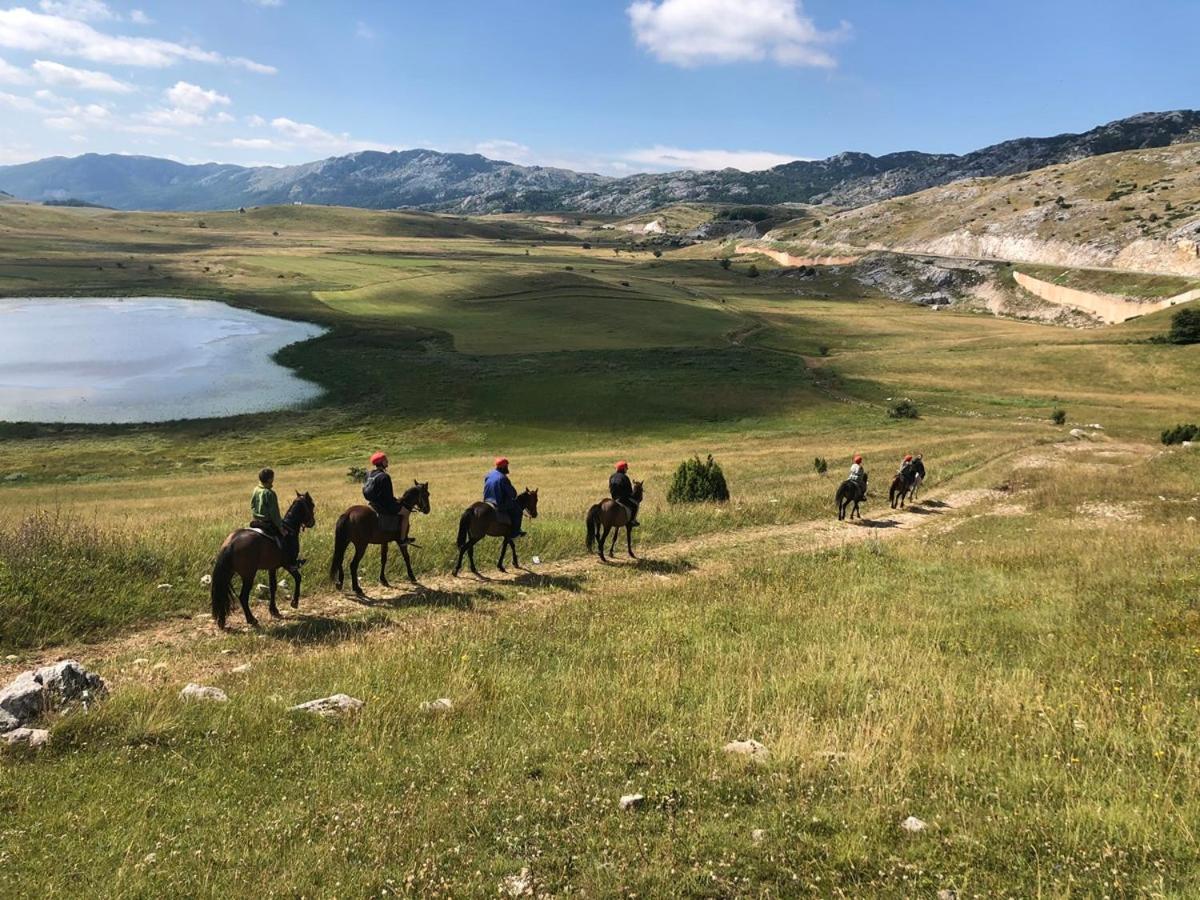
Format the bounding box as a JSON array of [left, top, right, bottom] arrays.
[[222, 137, 279, 149], [43, 100, 110, 130], [628, 0, 846, 68], [129, 9, 151, 25], [248, 0, 283, 6], [475, 139, 534, 164], [142, 106, 203, 127], [165, 80, 230, 112], [39, 0, 115, 21], [270, 116, 395, 154], [0, 90, 40, 111], [245, 113, 266, 127], [32, 58, 133, 92], [624, 145, 803, 171], [0, 7, 276, 73], [0, 55, 32, 84]]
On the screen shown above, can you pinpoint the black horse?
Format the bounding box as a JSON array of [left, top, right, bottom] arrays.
[[586, 480, 644, 561], [453, 489, 539, 576], [836, 478, 866, 521]]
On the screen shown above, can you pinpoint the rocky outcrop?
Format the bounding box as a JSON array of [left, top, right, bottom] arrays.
[[0, 660, 107, 736]]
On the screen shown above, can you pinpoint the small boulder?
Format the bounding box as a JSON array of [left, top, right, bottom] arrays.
[[200, 574, 213, 586], [2, 727, 50, 750], [500, 867, 534, 897], [723, 739, 770, 761], [1069, 428, 1089, 439], [900, 815, 927, 833], [230, 663, 252, 674], [420, 698, 453, 714], [619, 793, 645, 811], [751, 828, 766, 844], [132, 658, 150, 666], [180, 683, 228, 703], [289, 694, 363, 718], [156, 583, 173, 591], [35, 660, 107, 706], [938, 891, 958, 900], [0, 671, 45, 731]]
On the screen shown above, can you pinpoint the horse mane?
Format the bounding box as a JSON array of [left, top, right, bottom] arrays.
[[283, 492, 312, 528], [399, 483, 424, 508]]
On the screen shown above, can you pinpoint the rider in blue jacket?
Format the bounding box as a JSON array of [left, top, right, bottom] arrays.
[[484, 457, 525, 537]]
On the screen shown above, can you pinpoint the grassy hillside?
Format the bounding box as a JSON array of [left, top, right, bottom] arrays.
[[2, 203, 1200, 895]]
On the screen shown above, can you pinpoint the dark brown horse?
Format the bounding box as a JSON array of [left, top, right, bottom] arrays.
[[586, 481, 643, 561], [210, 492, 316, 629], [453, 488, 539, 576], [836, 478, 865, 521], [330, 482, 431, 595], [889, 472, 912, 509]]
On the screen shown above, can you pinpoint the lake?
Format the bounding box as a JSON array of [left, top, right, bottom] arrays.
[[0, 297, 326, 424]]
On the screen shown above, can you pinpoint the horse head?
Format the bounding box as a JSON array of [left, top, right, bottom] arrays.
[[632, 480, 644, 503], [290, 491, 317, 530], [520, 487, 539, 519], [402, 480, 431, 515]]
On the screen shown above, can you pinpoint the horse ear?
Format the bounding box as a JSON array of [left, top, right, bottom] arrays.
[[414, 479, 419, 485], [296, 490, 302, 497]]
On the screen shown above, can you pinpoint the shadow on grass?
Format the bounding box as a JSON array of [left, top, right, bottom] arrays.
[[920, 499, 950, 509], [602, 556, 697, 575], [855, 518, 901, 529], [351, 585, 481, 610], [266, 612, 390, 646], [904, 505, 944, 516]]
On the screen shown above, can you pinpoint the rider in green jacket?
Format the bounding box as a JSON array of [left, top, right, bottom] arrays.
[[250, 468, 300, 566]]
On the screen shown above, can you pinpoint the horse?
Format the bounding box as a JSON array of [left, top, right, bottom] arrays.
[[909, 471, 924, 502], [889, 471, 913, 509], [210, 492, 316, 629], [836, 478, 865, 521], [585, 481, 643, 562], [453, 488, 539, 577], [330, 481, 431, 595]]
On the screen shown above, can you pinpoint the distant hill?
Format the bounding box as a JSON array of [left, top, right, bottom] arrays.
[[2, 110, 1199, 214]]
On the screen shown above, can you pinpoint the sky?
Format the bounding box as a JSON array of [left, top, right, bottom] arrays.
[[0, 0, 1198, 175]]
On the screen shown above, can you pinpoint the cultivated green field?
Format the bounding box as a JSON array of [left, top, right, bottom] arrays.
[[1, 204, 1199, 896]]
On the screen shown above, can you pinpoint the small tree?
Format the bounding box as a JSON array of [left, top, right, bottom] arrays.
[[1168, 308, 1200, 344], [1051, 408, 1067, 425], [719, 258, 732, 270], [667, 455, 730, 504], [1161, 423, 1200, 445], [346, 466, 368, 483], [652, 249, 663, 258], [887, 399, 919, 420], [813, 456, 828, 475], [581, 242, 591, 250], [747, 264, 760, 278]]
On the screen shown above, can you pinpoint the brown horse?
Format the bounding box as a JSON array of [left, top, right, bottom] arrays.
[[210, 492, 316, 629], [453, 488, 539, 577], [586, 481, 643, 561], [330, 482, 430, 595], [888, 472, 912, 509]]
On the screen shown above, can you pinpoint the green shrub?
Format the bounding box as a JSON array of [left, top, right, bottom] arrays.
[[1168, 308, 1200, 344], [666, 455, 730, 504], [813, 456, 828, 475], [719, 258, 732, 270], [1161, 423, 1200, 445], [1051, 408, 1067, 425], [887, 399, 919, 419], [347, 466, 368, 483], [747, 264, 760, 279]]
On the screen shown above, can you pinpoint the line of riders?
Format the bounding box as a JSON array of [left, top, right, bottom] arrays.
[[211, 451, 925, 628]]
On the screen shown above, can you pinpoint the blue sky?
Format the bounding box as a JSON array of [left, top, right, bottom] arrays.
[[0, 0, 1197, 174]]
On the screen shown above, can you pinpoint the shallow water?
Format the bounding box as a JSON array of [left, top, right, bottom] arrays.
[[0, 297, 326, 423]]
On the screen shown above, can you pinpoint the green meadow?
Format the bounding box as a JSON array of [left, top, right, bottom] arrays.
[[1, 204, 1199, 896]]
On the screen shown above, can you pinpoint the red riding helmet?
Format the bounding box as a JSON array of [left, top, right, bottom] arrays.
[[615, 461, 628, 472], [904, 454, 913, 462], [494, 457, 509, 469], [370, 452, 388, 467], [853, 455, 863, 464]]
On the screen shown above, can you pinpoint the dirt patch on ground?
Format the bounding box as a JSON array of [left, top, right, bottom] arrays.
[[1077, 500, 1143, 522]]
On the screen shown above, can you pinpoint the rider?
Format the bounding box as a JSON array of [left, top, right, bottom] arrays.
[[363, 452, 411, 540], [848, 455, 868, 500], [250, 467, 300, 568], [898, 454, 916, 482], [484, 457, 525, 538], [609, 460, 640, 527]]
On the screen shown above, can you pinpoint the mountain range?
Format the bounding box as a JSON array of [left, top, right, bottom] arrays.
[[2, 110, 1198, 216]]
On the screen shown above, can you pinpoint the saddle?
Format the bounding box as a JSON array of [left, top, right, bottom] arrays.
[[249, 521, 284, 550], [368, 504, 402, 534]]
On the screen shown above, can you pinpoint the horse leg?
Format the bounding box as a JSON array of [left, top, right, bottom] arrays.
[[598, 525, 610, 561], [610, 526, 619, 557], [497, 537, 509, 573], [267, 568, 282, 618], [467, 539, 482, 577], [398, 541, 417, 582], [626, 524, 636, 559], [291, 567, 301, 608], [349, 542, 367, 596], [379, 541, 391, 588], [508, 537, 521, 570], [238, 575, 259, 628]]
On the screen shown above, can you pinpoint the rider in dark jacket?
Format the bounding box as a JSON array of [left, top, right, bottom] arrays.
[[609, 460, 640, 526], [363, 452, 402, 515], [912, 453, 926, 480]]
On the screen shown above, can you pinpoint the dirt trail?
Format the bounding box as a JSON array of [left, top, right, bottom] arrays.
[[2, 485, 1014, 687]]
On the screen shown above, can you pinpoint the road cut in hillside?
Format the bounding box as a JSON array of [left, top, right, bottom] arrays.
[[735, 243, 860, 268], [1012, 270, 1198, 324]]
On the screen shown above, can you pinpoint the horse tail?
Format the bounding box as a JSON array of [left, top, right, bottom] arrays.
[[330, 512, 350, 581], [456, 507, 472, 550], [210, 541, 237, 629], [586, 503, 601, 550]]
